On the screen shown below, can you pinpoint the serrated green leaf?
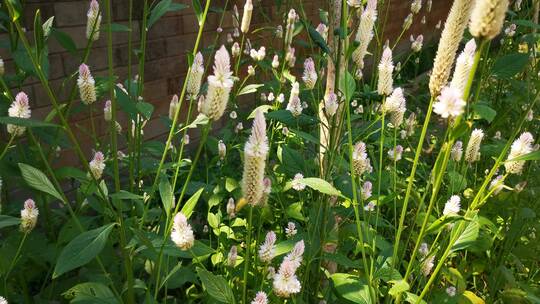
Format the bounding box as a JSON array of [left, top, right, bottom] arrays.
[[492, 54, 529, 79]]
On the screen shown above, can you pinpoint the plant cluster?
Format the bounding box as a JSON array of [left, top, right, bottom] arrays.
[[0, 0, 539, 303]]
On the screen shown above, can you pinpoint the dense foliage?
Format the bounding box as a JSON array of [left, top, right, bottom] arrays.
[[0, 0, 539, 303]]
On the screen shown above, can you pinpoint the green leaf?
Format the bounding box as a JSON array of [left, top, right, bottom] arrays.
[[266, 110, 318, 126], [0, 117, 59, 128], [286, 202, 305, 221], [102, 23, 131, 32], [331, 273, 373, 304], [225, 178, 238, 192], [182, 113, 209, 130], [293, 177, 345, 198], [192, 0, 203, 25], [448, 171, 467, 192], [0, 215, 21, 229], [51, 28, 77, 55], [109, 190, 143, 201], [247, 105, 272, 119], [159, 178, 174, 217], [425, 214, 462, 235], [63, 282, 118, 304], [472, 103, 497, 123], [181, 187, 204, 219], [136, 101, 154, 119], [148, 0, 171, 29], [34, 10, 44, 55], [196, 268, 235, 303], [451, 217, 480, 252], [340, 71, 356, 103], [115, 86, 138, 120], [19, 163, 65, 203], [492, 54, 529, 79], [207, 213, 219, 229], [506, 150, 540, 162], [53, 223, 116, 278], [388, 280, 410, 298], [305, 21, 330, 53], [238, 84, 264, 96]]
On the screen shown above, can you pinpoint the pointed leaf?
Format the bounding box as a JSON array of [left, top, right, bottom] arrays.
[[196, 267, 235, 303], [19, 163, 65, 203], [181, 187, 204, 219], [53, 223, 116, 278]]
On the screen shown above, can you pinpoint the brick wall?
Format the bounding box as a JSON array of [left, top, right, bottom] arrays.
[[1, 0, 451, 166]]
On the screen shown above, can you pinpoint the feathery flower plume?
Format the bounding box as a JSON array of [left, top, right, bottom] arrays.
[[316, 23, 329, 42], [361, 181, 372, 200], [410, 35, 424, 52], [251, 292, 268, 304], [302, 58, 318, 89], [226, 198, 236, 218], [465, 129, 484, 163], [446, 286, 457, 297], [388, 145, 404, 161], [504, 23, 516, 37], [7, 92, 31, 137], [429, 0, 475, 96], [433, 86, 466, 118], [20, 199, 38, 233], [284, 9, 298, 47], [505, 132, 534, 175], [227, 245, 238, 266], [169, 95, 179, 120], [104, 100, 112, 121], [489, 174, 504, 195], [419, 243, 429, 257], [284, 240, 305, 270], [364, 201, 376, 211], [232, 42, 240, 57], [242, 110, 269, 205], [377, 46, 394, 96], [240, 0, 253, 33], [218, 140, 226, 160], [260, 177, 271, 206], [450, 39, 477, 94], [411, 0, 422, 14], [352, 141, 373, 176], [276, 25, 283, 38], [352, 0, 377, 69], [285, 222, 297, 238], [259, 231, 277, 263], [89, 151, 105, 179], [443, 195, 461, 215], [286, 82, 302, 116], [0, 57, 4, 76], [86, 0, 101, 41], [273, 259, 302, 297], [292, 173, 306, 191], [383, 87, 406, 127], [78, 64, 97, 105], [187, 52, 204, 99], [272, 55, 280, 68], [422, 255, 435, 276], [200, 46, 233, 120], [348, 0, 362, 7], [285, 47, 296, 67], [469, 0, 510, 40], [403, 13, 413, 30], [451, 141, 463, 161], [324, 92, 339, 117], [171, 212, 195, 250]]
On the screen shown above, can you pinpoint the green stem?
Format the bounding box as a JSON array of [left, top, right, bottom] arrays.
[[0, 135, 15, 161], [242, 206, 254, 304]]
